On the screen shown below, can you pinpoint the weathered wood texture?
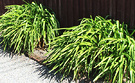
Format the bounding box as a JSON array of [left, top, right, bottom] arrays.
[[0, 0, 135, 28]]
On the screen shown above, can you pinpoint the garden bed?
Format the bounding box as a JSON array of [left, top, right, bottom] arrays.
[[0, 1, 134, 83], [26, 49, 107, 83], [27, 49, 129, 83], [27, 49, 48, 65]]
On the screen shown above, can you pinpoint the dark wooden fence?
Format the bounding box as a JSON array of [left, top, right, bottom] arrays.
[[0, 0, 135, 28]]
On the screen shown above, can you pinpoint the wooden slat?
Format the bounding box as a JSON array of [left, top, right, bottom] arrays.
[[73, 0, 79, 26], [58, 0, 62, 27], [61, 0, 68, 27], [92, 0, 100, 17], [67, 0, 73, 27], [109, 0, 113, 17], [42, 0, 47, 6], [52, 0, 58, 16], [79, 0, 86, 19], [121, 0, 125, 22], [0, 0, 135, 28], [0, 0, 4, 15], [124, 0, 131, 25], [97, 0, 100, 15], [47, 0, 52, 8], [112, 0, 117, 19], [116, 0, 122, 22], [134, 1, 135, 28], [105, 0, 110, 16], [85, 0, 92, 17], [130, 0, 135, 27]]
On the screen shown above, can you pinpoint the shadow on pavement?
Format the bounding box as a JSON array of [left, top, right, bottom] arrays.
[[34, 64, 74, 83], [34, 63, 102, 83]]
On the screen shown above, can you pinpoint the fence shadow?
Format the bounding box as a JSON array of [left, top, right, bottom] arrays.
[[34, 64, 74, 83]]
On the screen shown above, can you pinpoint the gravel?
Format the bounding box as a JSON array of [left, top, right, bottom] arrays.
[[0, 47, 76, 83], [0, 43, 106, 83]]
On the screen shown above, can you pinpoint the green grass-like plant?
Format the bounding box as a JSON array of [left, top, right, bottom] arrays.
[[44, 16, 135, 82], [0, 2, 59, 53]]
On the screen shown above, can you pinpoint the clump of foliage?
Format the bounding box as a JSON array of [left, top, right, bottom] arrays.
[[44, 16, 135, 82], [0, 2, 59, 53]]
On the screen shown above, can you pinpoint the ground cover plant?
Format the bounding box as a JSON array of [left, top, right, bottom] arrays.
[[0, 1, 59, 53], [44, 16, 135, 83]]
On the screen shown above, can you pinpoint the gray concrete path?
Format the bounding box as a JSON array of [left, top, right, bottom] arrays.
[[0, 47, 75, 83]]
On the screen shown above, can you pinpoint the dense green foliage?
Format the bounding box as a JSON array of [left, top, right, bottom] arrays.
[[44, 16, 135, 82], [0, 2, 59, 53], [0, 1, 134, 82]]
